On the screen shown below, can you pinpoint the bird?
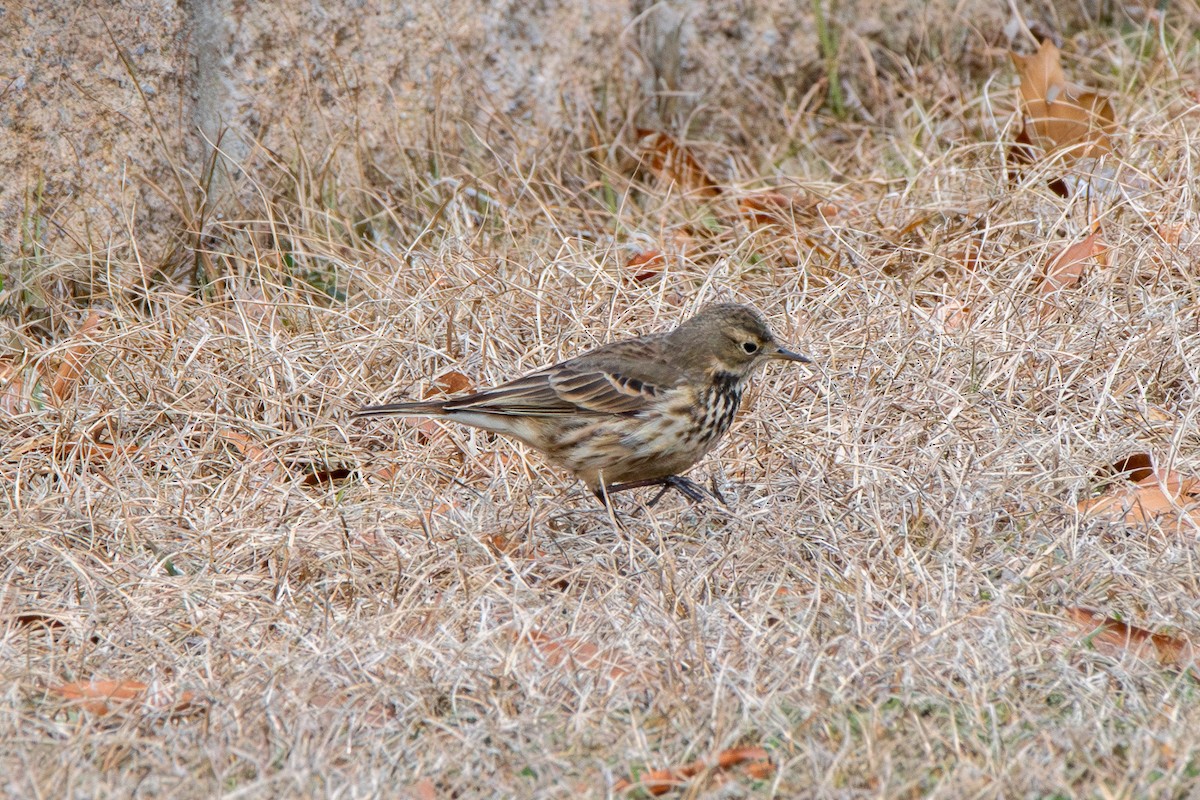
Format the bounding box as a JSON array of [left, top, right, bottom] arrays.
[[355, 303, 811, 505]]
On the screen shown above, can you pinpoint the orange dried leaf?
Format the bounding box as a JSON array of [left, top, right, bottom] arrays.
[[614, 747, 773, 795], [218, 430, 268, 461], [614, 769, 680, 795], [309, 692, 395, 728], [403, 502, 458, 529], [429, 370, 472, 397], [627, 249, 666, 282], [1156, 222, 1185, 247], [931, 297, 974, 333], [1041, 231, 1107, 298], [1011, 40, 1068, 109], [1080, 484, 1175, 524], [52, 310, 102, 401], [218, 430, 281, 477], [0, 359, 50, 415], [1137, 469, 1200, 496], [407, 777, 437, 800], [715, 746, 772, 769], [53, 679, 147, 715], [1065, 607, 1196, 671]]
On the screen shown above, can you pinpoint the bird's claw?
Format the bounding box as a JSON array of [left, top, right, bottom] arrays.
[[601, 475, 719, 507]]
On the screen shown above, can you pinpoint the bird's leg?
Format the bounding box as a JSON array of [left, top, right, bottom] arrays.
[[601, 475, 712, 506]]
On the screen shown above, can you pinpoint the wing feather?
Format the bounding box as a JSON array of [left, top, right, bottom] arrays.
[[439, 337, 678, 417]]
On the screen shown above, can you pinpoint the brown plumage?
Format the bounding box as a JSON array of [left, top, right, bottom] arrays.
[[355, 303, 811, 504]]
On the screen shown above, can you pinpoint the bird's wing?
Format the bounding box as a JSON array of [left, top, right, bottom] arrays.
[[442, 338, 678, 417]]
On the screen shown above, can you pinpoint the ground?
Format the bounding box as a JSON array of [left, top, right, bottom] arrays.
[[3, 1, 1200, 797]]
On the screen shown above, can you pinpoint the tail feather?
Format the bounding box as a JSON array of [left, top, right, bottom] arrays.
[[354, 400, 448, 418]]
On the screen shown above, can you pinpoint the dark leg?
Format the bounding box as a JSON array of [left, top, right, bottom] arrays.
[[600, 475, 713, 506]]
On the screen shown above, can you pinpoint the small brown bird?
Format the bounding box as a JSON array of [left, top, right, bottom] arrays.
[[355, 304, 810, 504]]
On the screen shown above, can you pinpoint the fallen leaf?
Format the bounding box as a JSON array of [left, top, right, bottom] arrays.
[[627, 249, 666, 282], [302, 466, 355, 487], [738, 191, 835, 227], [4, 433, 130, 466], [523, 629, 636, 681], [1064, 607, 1196, 672], [1079, 460, 1200, 526], [953, 238, 984, 273], [406, 778, 437, 800], [51, 310, 102, 401], [1043, 231, 1108, 293], [403, 502, 458, 530], [51, 679, 195, 716], [309, 692, 395, 728], [1039, 231, 1108, 316], [930, 297, 975, 333], [426, 370, 472, 398], [614, 746, 774, 796], [10, 612, 66, 632], [636, 130, 723, 199], [218, 430, 269, 462], [1011, 40, 1116, 161], [0, 359, 50, 415], [53, 679, 148, 715], [1008, 126, 1070, 197], [1156, 222, 1185, 248], [1097, 452, 1155, 484]]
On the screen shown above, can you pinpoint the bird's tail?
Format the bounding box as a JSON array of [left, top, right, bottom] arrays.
[[354, 400, 449, 418]]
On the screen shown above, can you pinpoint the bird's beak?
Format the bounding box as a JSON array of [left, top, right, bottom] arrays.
[[773, 346, 812, 363]]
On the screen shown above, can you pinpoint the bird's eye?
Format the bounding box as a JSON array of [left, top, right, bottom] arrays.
[[741, 341, 759, 354]]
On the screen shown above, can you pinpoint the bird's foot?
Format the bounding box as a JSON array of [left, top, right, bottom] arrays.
[[599, 475, 719, 507]]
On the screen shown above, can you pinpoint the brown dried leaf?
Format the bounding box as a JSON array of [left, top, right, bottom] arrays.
[[636, 130, 723, 199], [738, 191, 835, 226], [523, 629, 635, 681], [1008, 125, 1070, 197], [10, 612, 66, 632], [218, 430, 281, 477], [1011, 40, 1116, 161], [1078, 462, 1200, 526], [1099, 452, 1155, 483], [1065, 607, 1196, 672], [302, 466, 355, 487]]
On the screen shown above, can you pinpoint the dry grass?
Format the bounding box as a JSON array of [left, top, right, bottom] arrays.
[[5, 4, 1200, 797]]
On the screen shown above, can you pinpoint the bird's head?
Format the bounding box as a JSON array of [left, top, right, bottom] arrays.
[[670, 303, 811, 378]]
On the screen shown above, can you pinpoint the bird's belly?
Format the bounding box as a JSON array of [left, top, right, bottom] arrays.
[[548, 404, 725, 488]]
